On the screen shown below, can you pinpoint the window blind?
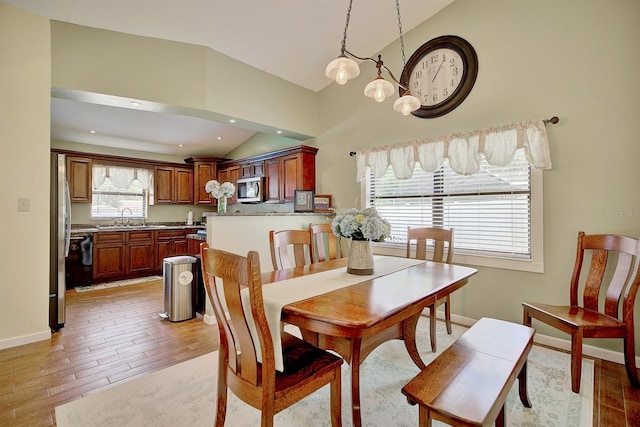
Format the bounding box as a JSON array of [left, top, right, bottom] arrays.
[[368, 148, 531, 259]]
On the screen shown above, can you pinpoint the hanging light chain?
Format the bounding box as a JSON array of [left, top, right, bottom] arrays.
[[396, 0, 407, 66], [340, 0, 355, 54]]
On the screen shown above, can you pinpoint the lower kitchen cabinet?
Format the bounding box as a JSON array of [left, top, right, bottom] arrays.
[[126, 230, 155, 275], [93, 232, 126, 280], [155, 229, 195, 270], [93, 228, 200, 282]]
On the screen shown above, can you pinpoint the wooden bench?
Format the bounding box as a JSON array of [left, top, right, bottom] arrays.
[[401, 317, 535, 427]]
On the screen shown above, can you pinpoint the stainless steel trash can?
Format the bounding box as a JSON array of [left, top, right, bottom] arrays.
[[160, 255, 197, 322]]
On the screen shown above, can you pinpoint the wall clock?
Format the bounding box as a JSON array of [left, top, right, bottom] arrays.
[[400, 35, 478, 119]]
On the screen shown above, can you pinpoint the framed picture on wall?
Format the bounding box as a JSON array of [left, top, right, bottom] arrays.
[[294, 190, 315, 212], [314, 194, 332, 212]]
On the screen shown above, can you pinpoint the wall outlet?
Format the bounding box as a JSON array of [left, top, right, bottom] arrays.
[[17, 197, 31, 212]]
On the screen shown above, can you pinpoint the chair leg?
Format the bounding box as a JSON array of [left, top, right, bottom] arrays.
[[443, 296, 452, 334], [330, 368, 342, 427], [623, 333, 640, 388], [570, 330, 583, 393], [215, 354, 228, 427]]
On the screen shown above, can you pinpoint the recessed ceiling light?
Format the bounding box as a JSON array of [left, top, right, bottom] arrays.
[[129, 101, 142, 107], [217, 137, 222, 140], [89, 130, 96, 134], [276, 130, 283, 134], [179, 144, 184, 147], [228, 119, 236, 123]]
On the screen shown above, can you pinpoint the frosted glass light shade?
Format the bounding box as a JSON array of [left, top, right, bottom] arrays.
[[393, 94, 421, 115], [364, 77, 394, 102], [325, 55, 360, 85]]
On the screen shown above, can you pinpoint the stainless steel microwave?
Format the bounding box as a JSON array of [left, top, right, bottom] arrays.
[[236, 176, 264, 203]]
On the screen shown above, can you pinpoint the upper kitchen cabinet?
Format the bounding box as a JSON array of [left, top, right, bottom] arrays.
[[193, 161, 217, 205], [240, 160, 264, 178], [218, 145, 317, 204], [154, 165, 194, 205], [66, 156, 93, 203], [265, 146, 317, 203], [217, 165, 240, 204]]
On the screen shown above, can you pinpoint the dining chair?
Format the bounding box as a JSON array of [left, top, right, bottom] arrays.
[[269, 229, 312, 270], [200, 243, 343, 427], [406, 226, 455, 352], [523, 231, 640, 393], [309, 223, 346, 263]]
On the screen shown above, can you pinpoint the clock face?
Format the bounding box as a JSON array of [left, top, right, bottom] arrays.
[[409, 48, 464, 107], [400, 35, 478, 119]]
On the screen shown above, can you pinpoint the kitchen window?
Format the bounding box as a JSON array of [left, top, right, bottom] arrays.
[[365, 148, 544, 272], [91, 165, 152, 220]]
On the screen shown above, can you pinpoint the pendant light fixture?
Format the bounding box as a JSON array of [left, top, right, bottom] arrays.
[[325, 0, 420, 116]]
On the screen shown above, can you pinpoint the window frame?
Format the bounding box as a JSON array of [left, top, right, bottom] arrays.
[[91, 166, 150, 221], [363, 158, 544, 273]]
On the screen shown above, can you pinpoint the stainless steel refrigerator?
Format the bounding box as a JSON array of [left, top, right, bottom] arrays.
[[50, 153, 71, 331]]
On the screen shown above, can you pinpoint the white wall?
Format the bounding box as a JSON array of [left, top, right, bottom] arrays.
[[0, 4, 52, 347]]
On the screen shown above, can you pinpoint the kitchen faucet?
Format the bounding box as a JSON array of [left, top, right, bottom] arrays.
[[120, 207, 133, 226]]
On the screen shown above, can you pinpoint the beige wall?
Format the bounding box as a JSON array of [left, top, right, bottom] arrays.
[[0, 4, 51, 346], [51, 21, 319, 140], [317, 0, 640, 355], [2, 0, 640, 362]]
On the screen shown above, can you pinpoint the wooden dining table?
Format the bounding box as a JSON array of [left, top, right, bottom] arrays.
[[261, 256, 478, 427]]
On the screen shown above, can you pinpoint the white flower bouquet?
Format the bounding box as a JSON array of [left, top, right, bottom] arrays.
[[331, 207, 391, 242], [205, 180, 235, 199]]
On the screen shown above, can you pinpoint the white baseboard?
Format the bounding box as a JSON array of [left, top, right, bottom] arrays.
[[0, 329, 51, 350], [445, 312, 630, 365]]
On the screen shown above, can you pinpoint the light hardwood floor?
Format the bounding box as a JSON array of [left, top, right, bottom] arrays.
[[0, 280, 638, 426]]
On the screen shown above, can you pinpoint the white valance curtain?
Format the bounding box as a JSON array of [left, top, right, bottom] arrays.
[[92, 165, 152, 190], [355, 117, 553, 182]]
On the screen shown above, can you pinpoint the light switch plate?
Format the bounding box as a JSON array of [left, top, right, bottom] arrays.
[[17, 197, 31, 212]]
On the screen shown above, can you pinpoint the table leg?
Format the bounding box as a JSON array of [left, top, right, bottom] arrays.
[[350, 337, 363, 427], [403, 313, 427, 370], [518, 361, 532, 407]]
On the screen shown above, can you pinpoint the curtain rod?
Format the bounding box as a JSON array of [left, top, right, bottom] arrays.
[[348, 116, 560, 157]]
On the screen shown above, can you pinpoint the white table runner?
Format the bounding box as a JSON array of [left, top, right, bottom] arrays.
[[241, 256, 425, 371]]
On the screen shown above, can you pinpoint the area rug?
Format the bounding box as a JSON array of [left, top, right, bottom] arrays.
[[55, 320, 593, 427], [74, 275, 162, 292]]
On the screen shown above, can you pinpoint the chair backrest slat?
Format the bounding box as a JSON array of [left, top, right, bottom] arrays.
[[269, 229, 312, 270], [201, 245, 274, 385], [573, 232, 640, 320], [406, 227, 454, 264], [309, 223, 345, 263]]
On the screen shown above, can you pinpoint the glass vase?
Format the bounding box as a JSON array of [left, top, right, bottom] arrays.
[[217, 196, 228, 213], [347, 239, 374, 275]]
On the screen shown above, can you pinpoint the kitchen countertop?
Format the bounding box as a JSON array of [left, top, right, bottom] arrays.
[[71, 224, 205, 234], [202, 212, 334, 217]]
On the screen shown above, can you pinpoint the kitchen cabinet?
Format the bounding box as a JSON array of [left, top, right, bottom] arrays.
[[240, 160, 264, 178], [264, 157, 282, 203], [125, 230, 155, 275], [193, 161, 217, 205], [265, 150, 316, 203], [217, 165, 240, 204], [154, 166, 194, 204], [93, 232, 126, 280], [156, 229, 194, 270], [67, 156, 92, 203], [94, 230, 156, 280], [94, 228, 200, 281]]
